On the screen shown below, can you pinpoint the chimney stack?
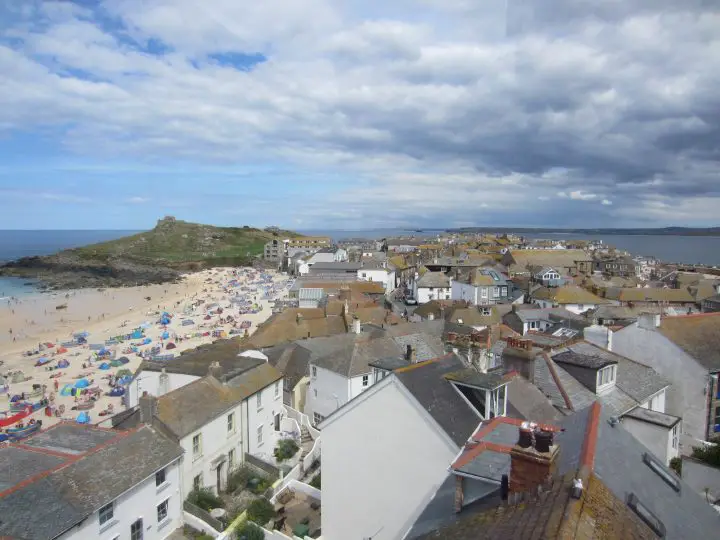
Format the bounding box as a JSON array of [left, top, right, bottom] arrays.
[[352, 316, 361, 334], [139, 391, 158, 425], [428, 312, 435, 321], [208, 360, 223, 380], [637, 312, 661, 330], [296, 313, 303, 325], [509, 422, 559, 494]]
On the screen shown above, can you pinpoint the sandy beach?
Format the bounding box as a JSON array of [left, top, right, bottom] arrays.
[[0, 268, 293, 434]]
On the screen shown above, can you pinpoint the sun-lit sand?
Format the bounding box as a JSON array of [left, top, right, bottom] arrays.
[[0, 267, 293, 431]]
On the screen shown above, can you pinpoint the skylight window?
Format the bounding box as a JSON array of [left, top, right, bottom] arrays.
[[627, 493, 666, 538], [642, 452, 681, 493]]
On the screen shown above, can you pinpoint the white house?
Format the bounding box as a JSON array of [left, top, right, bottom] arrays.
[[303, 328, 446, 426], [0, 422, 183, 540], [621, 406, 681, 465], [451, 268, 509, 306], [120, 359, 283, 497], [413, 271, 451, 304], [320, 354, 510, 540], [357, 262, 395, 294], [612, 312, 720, 449]]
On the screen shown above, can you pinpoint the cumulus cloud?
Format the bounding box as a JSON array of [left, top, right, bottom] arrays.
[[0, 0, 719, 227]]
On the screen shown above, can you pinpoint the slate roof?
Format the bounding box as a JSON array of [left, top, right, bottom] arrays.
[[311, 329, 446, 378], [503, 249, 591, 274], [156, 365, 281, 438], [604, 287, 695, 303], [536, 343, 670, 416], [308, 261, 362, 271], [264, 342, 312, 391], [623, 406, 681, 428], [443, 369, 509, 390], [0, 423, 182, 540], [139, 340, 265, 381], [395, 354, 481, 446], [416, 271, 451, 288], [657, 313, 720, 371], [552, 349, 617, 369], [531, 285, 609, 305], [415, 402, 720, 540]]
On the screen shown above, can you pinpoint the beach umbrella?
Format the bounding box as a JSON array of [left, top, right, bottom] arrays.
[[60, 384, 73, 396], [118, 357, 130, 365], [99, 362, 111, 370], [76, 412, 90, 424], [74, 379, 90, 389], [57, 359, 70, 368], [110, 359, 123, 367]]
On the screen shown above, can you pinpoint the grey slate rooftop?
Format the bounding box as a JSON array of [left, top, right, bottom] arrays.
[[368, 356, 411, 371], [395, 354, 481, 447], [21, 422, 117, 455], [552, 349, 617, 369], [0, 423, 182, 540], [444, 369, 508, 390], [623, 406, 681, 428]]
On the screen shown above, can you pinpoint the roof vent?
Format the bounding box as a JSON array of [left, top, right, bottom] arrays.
[[571, 478, 583, 499], [535, 429, 554, 453], [608, 416, 620, 427]]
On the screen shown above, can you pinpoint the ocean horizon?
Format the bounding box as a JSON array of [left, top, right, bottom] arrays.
[[1, 228, 720, 269]]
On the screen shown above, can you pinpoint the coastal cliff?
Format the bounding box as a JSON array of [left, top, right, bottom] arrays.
[[0, 217, 299, 289]]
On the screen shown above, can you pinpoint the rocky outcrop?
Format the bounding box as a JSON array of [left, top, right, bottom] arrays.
[[0, 253, 181, 290]]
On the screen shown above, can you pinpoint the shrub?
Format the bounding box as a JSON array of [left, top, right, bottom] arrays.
[[309, 473, 321, 490], [246, 498, 276, 526], [187, 487, 225, 512], [236, 522, 265, 540], [273, 438, 299, 462], [691, 436, 720, 467], [669, 457, 682, 475], [227, 465, 253, 493]]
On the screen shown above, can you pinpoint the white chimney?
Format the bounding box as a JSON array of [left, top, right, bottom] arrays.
[[352, 317, 361, 334], [428, 313, 435, 321], [637, 312, 661, 330]]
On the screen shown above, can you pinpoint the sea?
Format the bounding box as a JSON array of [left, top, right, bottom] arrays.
[[1, 229, 719, 298], [0, 230, 138, 299]]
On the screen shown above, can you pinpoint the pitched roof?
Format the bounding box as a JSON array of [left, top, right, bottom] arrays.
[[0, 424, 182, 540], [395, 355, 481, 446], [603, 287, 695, 303], [156, 366, 281, 437], [504, 249, 591, 273], [416, 271, 451, 288], [657, 312, 720, 371], [532, 285, 609, 305], [415, 402, 720, 539], [311, 330, 446, 378]]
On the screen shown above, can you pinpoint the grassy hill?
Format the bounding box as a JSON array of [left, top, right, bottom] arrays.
[[0, 217, 302, 288], [70, 217, 299, 268]]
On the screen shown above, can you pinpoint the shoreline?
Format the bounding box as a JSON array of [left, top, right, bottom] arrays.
[[0, 267, 292, 431]]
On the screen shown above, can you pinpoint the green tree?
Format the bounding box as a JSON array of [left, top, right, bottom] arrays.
[[246, 498, 276, 526]]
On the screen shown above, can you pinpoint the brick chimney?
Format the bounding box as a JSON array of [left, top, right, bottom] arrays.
[[139, 391, 158, 425], [509, 422, 559, 494]]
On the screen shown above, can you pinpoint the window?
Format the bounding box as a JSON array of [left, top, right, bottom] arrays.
[[642, 452, 680, 492], [715, 406, 720, 428], [227, 413, 235, 433], [597, 365, 616, 387], [577, 304, 585, 311], [274, 381, 280, 398], [493, 287, 499, 298], [130, 518, 144, 540], [229, 448, 235, 469], [155, 468, 166, 487], [489, 385, 506, 418], [627, 493, 666, 537], [99, 502, 114, 526], [481, 288, 488, 298], [312, 366, 317, 378], [362, 375, 369, 387], [257, 425, 263, 445], [193, 474, 202, 491], [313, 412, 325, 425], [192, 433, 202, 457], [256, 392, 262, 411], [671, 425, 679, 450], [157, 499, 169, 523]]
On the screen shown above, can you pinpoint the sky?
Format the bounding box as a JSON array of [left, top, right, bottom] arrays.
[[0, 0, 719, 230]]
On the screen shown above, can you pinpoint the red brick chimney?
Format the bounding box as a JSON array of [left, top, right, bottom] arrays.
[[509, 422, 559, 494]]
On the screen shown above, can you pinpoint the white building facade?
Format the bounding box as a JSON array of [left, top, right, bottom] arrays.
[[304, 363, 371, 426], [65, 458, 183, 540]]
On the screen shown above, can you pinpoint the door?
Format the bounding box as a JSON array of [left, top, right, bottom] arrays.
[[274, 413, 281, 431], [131, 518, 143, 540]]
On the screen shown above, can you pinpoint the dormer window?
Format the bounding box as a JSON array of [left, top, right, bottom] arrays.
[[597, 365, 616, 388]]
